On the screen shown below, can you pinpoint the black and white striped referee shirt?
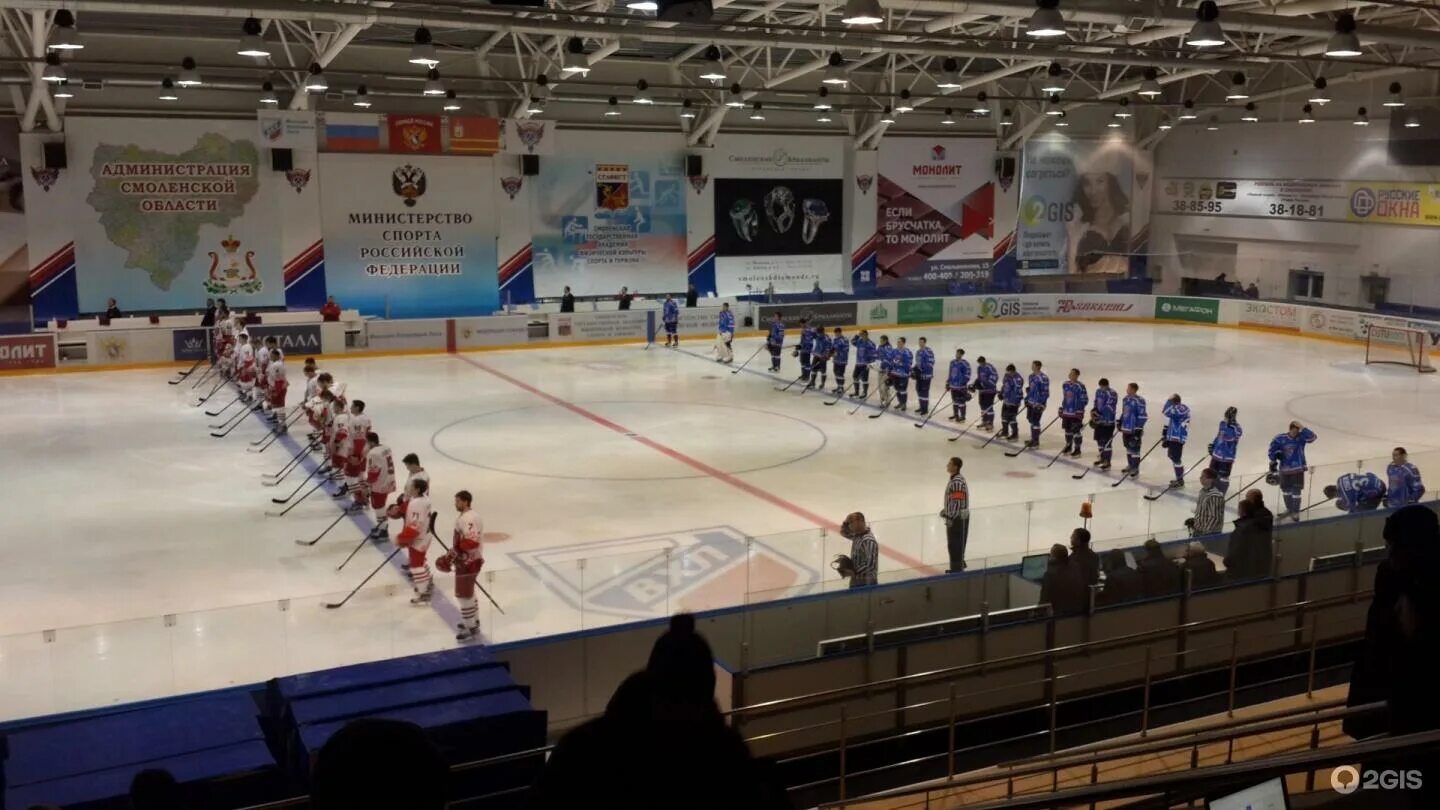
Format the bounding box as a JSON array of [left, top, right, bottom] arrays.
[[850, 529, 878, 588], [943, 474, 970, 520]]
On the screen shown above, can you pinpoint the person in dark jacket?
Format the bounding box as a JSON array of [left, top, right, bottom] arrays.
[[1223, 498, 1274, 581], [560, 286, 575, 313], [104, 297, 122, 319], [1181, 542, 1221, 590], [200, 298, 217, 327], [617, 286, 633, 310], [312, 719, 448, 810], [1100, 549, 1143, 605], [1245, 488, 1274, 528], [1344, 506, 1440, 808], [1040, 544, 1089, 616], [1069, 527, 1100, 587], [686, 283, 699, 308], [528, 614, 791, 810], [1137, 539, 1182, 597]]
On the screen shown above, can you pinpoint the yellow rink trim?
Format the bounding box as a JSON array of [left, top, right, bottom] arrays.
[[0, 317, 1420, 378]]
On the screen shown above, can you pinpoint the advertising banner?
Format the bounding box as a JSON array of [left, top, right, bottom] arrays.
[[1154, 296, 1219, 324], [861, 300, 897, 326], [257, 111, 317, 150], [319, 153, 498, 318], [897, 298, 944, 324], [530, 152, 687, 297], [675, 306, 728, 337], [711, 137, 846, 295], [366, 319, 448, 351], [1238, 300, 1300, 331], [1344, 181, 1440, 227], [549, 310, 650, 343], [1017, 136, 1134, 275], [756, 302, 857, 329], [172, 328, 210, 361], [454, 315, 530, 348], [877, 139, 997, 289], [1051, 295, 1145, 319], [1156, 177, 1342, 221], [1302, 307, 1360, 341], [0, 333, 55, 370], [249, 323, 322, 354], [63, 117, 284, 311]]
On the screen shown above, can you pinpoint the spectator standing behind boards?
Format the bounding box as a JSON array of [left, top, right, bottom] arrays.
[[1138, 539, 1181, 597], [836, 512, 878, 589], [529, 614, 792, 810], [685, 283, 698, 308], [560, 286, 576, 313], [1100, 549, 1142, 605], [1069, 528, 1100, 587], [104, 297, 122, 319], [1181, 542, 1221, 590], [1187, 469, 1225, 537], [812, 280, 824, 302], [940, 457, 970, 573], [201, 297, 217, 327], [1040, 545, 1088, 616], [1223, 499, 1273, 581], [1245, 281, 1259, 298], [319, 295, 342, 322], [617, 286, 633, 310], [311, 719, 448, 810]]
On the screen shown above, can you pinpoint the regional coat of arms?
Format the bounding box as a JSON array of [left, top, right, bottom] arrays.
[[500, 176, 523, 200], [392, 164, 427, 207], [513, 120, 547, 153], [30, 166, 58, 191], [688, 174, 709, 195], [285, 168, 311, 193], [856, 174, 874, 195], [204, 235, 262, 295]]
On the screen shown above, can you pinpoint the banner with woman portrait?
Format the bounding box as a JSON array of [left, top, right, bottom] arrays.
[[1016, 136, 1134, 275]]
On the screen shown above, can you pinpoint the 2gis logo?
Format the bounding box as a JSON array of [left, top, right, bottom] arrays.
[[979, 297, 1021, 319], [1020, 195, 1075, 227], [1331, 765, 1423, 794]]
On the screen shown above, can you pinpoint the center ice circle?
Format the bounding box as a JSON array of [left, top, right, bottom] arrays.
[[430, 400, 828, 481]]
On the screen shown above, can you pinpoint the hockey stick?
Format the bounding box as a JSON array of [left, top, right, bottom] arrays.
[[846, 374, 879, 414], [209, 410, 250, 438], [823, 382, 848, 406], [266, 477, 327, 516], [272, 464, 322, 503], [1277, 498, 1330, 523], [1143, 456, 1211, 501], [1006, 414, 1061, 457], [296, 509, 352, 547], [868, 388, 898, 418], [1072, 437, 1116, 479], [947, 415, 985, 443], [913, 390, 950, 430], [978, 422, 1008, 449], [190, 363, 218, 389], [169, 357, 206, 385], [336, 528, 379, 570], [248, 408, 304, 452], [1111, 437, 1166, 488], [1224, 472, 1274, 505], [430, 527, 506, 614], [774, 372, 808, 393], [264, 443, 319, 484], [194, 377, 228, 405], [324, 547, 404, 609], [731, 344, 765, 374], [203, 393, 241, 418]]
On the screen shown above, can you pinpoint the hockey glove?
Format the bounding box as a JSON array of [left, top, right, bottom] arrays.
[[1264, 472, 1280, 486], [831, 554, 856, 579], [1207, 442, 1215, 456], [435, 552, 454, 573]]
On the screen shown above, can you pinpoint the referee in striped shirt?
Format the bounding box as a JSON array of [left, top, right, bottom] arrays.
[[942, 457, 970, 572], [1187, 468, 1225, 537], [841, 512, 878, 588]]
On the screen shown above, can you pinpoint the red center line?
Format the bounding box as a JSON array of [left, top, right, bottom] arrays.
[[453, 354, 935, 573]]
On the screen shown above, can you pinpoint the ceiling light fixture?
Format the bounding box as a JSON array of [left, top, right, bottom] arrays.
[[841, 0, 883, 26], [1353, 106, 1369, 126], [823, 52, 849, 87], [1241, 102, 1258, 122], [973, 91, 990, 116], [1054, 111, 1069, 127], [1188, 1, 1225, 48], [633, 79, 654, 105], [1405, 115, 1420, 129], [562, 38, 590, 76], [680, 98, 697, 119], [937, 57, 962, 90], [1179, 99, 1198, 120], [41, 52, 65, 83], [699, 46, 726, 83], [605, 96, 621, 116], [1158, 116, 1173, 131], [1298, 104, 1315, 124], [52, 80, 74, 99], [527, 95, 546, 116], [1138, 68, 1162, 98], [258, 80, 278, 105], [1044, 93, 1064, 115], [176, 56, 202, 87], [409, 26, 439, 68], [1309, 77, 1330, 105], [353, 84, 372, 108], [237, 17, 269, 58], [158, 77, 178, 101], [1325, 12, 1362, 58], [1384, 82, 1405, 108], [941, 108, 955, 125], [1026, 0, 1066, 39], [627, 0, 660, 11], [725, 83, 746, 108], [1000, 108, 1013, 127], [443, 89, 461, 112], [304, 63, 328, 92], [422, 68, 445, 96], [814, 86, 832, 110], [49, 9, 82, 51], [1225, 72, 1248, 101], [895, 89, 914, 114], [1041, 62, 1065, 94], [816, 113, 833, 123], [1206, 116, 1220, 131], [1107, 121, 1121, 129], [750, 102, 766, 121], [1114, 97, 1133, 118], [879, 105, 895, 124]]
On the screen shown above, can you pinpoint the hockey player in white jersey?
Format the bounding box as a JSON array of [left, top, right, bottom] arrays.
[[394, 478, 435, 604], [438, 490, 485, 641], [363, 432, 397, 539]]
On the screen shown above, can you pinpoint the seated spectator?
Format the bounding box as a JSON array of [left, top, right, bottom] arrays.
[[1181, 542, 1221, 590], [104, 297, 122, 319], [1137, 539, 1182, 597], [1040, 544, 1089, 616], [529, 614, 791, 809], [1223, 499, 1274, 581], [1100, 549, 1142, 605], [1245, 281, 1259, 298], [129, 768, 184, 810], [312, 719, 448, 810], [1069, 527, 1100, 586], [319, 296, 342, 322]]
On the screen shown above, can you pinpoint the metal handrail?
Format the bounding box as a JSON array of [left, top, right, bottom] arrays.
[[732, 584, 1375, 721], [821, 728, 1440, 810]]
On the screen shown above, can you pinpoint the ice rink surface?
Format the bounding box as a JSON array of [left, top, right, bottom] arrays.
[[1, 319, 1436, 719]]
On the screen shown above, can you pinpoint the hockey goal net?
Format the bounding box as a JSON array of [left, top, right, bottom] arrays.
[[1365, 324, 1436, 373]]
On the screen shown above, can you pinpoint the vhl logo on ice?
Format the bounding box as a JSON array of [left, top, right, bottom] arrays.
[[509, 526, 818, 619]]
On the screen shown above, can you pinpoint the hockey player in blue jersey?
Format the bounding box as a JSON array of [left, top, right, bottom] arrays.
[[662, 294, 680, 348], [973, 357, 999, 431], [1267, 421, 1317, 521], [1207, 407, 1243, 494], [947, 349, 972, 422], [1059, 369, 1088, 457], [1162, 394, 1192, 487], [1023, 360, 1050, 448], [1119, 383, 1148, 477], [999, 363, 1024, 440], [716, 303, 736, 363], [794, 318, 816, 383], [1091, 378, 1118, 469], [809, 328, 833, 391], [914, 337, 936, 415], [851, 330, 876, 398], [830, 328, 850, 397], [1385, 447, 1426, 507], [1324, 471, 1386, 513], [890, 337, 914, 410], [766, 313, 785, 373]]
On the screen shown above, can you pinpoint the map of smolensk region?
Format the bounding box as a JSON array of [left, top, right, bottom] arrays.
[[86, 134, 261, 291]]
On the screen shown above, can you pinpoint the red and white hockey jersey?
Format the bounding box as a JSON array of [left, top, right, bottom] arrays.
[[365, 445, 396, 495], [236, 342, 256, 382], [329, 410, 351, 464], [347, 413, 372, 460], [453, 509, 483, 564], [396, 495, 432, 550]]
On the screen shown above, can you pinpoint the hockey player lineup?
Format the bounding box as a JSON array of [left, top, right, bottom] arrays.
[[0, 317, 1434, 720]]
